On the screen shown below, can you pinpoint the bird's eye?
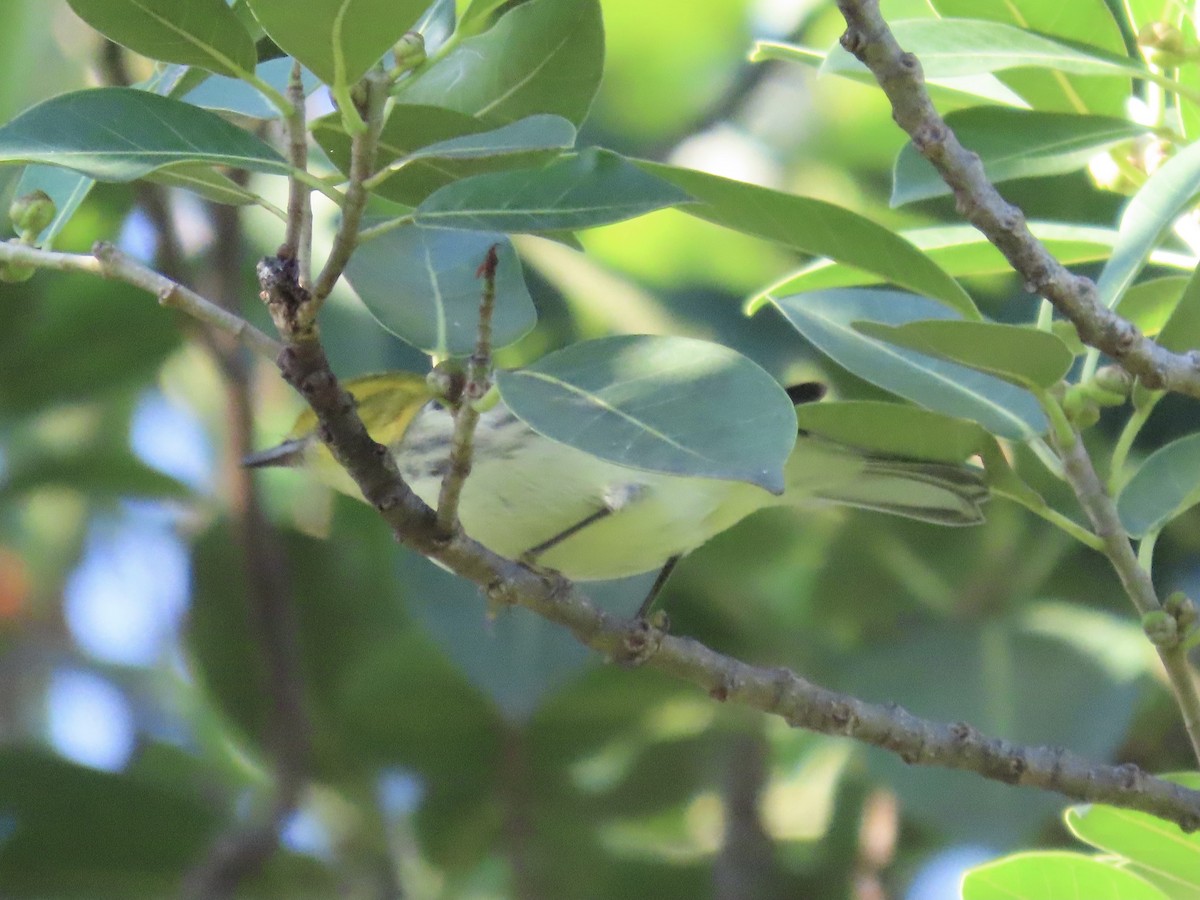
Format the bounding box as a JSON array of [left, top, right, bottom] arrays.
[[786, 382, 827, 405]]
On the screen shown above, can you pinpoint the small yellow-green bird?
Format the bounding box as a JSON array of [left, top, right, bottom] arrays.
[[246, 371, 988, 585]]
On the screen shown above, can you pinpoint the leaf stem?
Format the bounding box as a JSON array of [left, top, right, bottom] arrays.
[[357, 214, 416, 243], [1108, 396, 1160, 495]]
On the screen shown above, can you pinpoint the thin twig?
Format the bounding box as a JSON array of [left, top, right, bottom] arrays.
[[0, 240, 282, 359], [282, 60, 313, 287], [1055, 429, 1200, 764], [833, 0, 1200, 399], [436, 245, 499, 532], [310, 71, 389, 311]]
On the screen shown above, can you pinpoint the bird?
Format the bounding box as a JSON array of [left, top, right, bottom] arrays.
[[245, 370, 988, 603]]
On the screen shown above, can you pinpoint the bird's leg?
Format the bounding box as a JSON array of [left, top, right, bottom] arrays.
[[635, 554, 681, 620], [520, 506, 614, 560]]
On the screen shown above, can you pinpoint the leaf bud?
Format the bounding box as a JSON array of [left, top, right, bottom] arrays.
[[1138, 21, 1187, 68], [392, 32, 426, 71], [9, 190, 55, 242], [1142, 609, 1179, 647], [1062, 385, 1100, 429]]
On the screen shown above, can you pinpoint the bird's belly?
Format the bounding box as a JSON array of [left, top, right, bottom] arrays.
[[398, 412, 769, 580]]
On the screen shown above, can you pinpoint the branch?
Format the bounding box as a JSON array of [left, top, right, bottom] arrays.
[[0, 240, 282, 359], [436, 244, 499, 532], [282, 60, 313, 287], [254, 258, 1200, 831], [834, 0, 1200, 398], [1055, 429, 1200, 764], [310, 71, 388, 312]]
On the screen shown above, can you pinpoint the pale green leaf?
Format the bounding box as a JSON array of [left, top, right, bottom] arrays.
[[820, 18, 1149, 81], [145, 164, 265, 207], [962, 851, 1169, 900], [892, 109, 1145, 205], [395, 0, 604, 126], [751, 222, 1194, 302], [413, 149, 690, 233], [1115, 277, 1190, 339], [794, 401, 991, 463], [0, 88, 288, 181], [769, 289, 1046, 440], [853, 320, 1074, 389], [638, 161, 979, 320], [750, 41, 1031, 108], [1117, 434, 1200, 537], [67, 0, 256, 78], [496, 335, 797, 492], [245, 0, 428, 86], [345, 226, 534, 355], [1096, 136, 1200, 308], [1066, 775, 1200, 893], [930, 0, 1128, 114]]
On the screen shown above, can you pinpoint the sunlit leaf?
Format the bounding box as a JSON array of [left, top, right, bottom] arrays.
[[892, 109, 1144, 205], [496, 335, 797, 492], [751, 222, 1194, 301], [1066, 775, 1200, 893], [930, 0, 1128, 114], [0, 88, 288, 181], [819, 18, 1150, 81], [1096, 139, 1200, 308], [1115, 277, 1189, 339], [962, 851, 1169, 900]]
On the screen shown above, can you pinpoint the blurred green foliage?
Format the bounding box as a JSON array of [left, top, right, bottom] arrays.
[[1, 1, 1198, 898]]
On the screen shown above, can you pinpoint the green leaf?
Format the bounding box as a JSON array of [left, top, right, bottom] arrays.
[[244, 0, 428, 86], [929, 0, 1129, 114], [414, 149, 691, 233], [820, 18, 1150, 81], [1096, 137, 1200, 308], [0, 88, 288, 181], [1115, 277, 1190, 338], [456, 0, 509, 36], [395, 0, 604, 126], [1117, 433, 1200, 537], [853, 320, 1074, 389], [1066, 775, 1200, 893], [638, 161, 979, 320], [496, 335, 797, 492], [749, 41, 1033, 108], [892, 109, 1145, 205], [345, 226, 534, 355], [402, 114, 576, 163], [794, 401, 991, 463], [145, 164, 267, 207], [751, 222, 1194, 301], [1152, 249, 1200, 353], [769, 289, 1046, 440], [962, 851, 1169, 900], [13, 165, 94, 248], [0, 450, 189, 502], [67, 0, 256, 78]]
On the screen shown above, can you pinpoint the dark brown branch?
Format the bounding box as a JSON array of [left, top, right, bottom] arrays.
[[256, 256, 1200, 832], [834, 0, 1200, 397]]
